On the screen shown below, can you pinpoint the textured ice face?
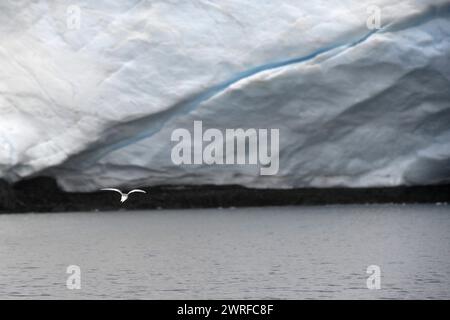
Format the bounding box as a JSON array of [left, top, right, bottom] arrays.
[[0, 0, 449, 191]]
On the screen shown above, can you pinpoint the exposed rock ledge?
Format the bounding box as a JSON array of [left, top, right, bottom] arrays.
[[1, 177, 449, 213]]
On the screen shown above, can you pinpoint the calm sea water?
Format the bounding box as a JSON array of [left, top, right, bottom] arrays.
[[0, 205, 449, 299]]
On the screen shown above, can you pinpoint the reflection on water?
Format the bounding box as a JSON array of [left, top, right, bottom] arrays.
[[0, 204, 449, 299]]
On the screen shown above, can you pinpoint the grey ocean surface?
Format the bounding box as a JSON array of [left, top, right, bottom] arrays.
[[0, 205, 449, 299]]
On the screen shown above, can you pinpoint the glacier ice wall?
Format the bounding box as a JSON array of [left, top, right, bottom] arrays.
[[0, 0, 449, 191]]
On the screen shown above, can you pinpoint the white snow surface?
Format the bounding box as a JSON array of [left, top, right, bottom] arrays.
[[0, 0, 449, 191]]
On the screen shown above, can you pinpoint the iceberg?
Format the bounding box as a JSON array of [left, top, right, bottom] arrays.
[[0, 0, 449, 191]]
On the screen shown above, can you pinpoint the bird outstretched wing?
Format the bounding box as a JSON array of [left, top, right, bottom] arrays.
[[101, 188, 123, 195], [128, 189, 146, 195]]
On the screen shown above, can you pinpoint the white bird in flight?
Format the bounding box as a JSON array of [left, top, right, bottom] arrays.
[[101, 188, 147, 203]]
